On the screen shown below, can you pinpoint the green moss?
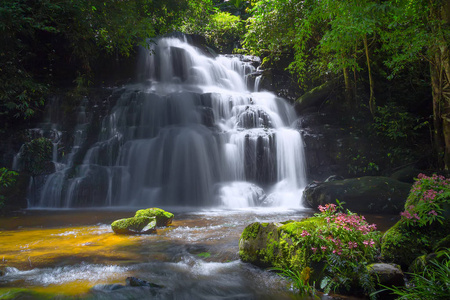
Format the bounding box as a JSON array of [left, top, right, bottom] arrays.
[[241, 222, 261, 240], [281, 217, 325, 237], [381, 219, 450, 267], [134, 208, 174, 226]]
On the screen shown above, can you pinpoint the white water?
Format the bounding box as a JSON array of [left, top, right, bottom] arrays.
[[33, 37, 307, 208]]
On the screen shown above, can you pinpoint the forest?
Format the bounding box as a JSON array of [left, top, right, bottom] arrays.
[[0, 0, 450, 299]]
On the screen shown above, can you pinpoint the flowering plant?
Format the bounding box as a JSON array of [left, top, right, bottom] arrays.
[[284, 201, 380, 295], [400, 174, 450, 227], [296, 201, 380, 263]]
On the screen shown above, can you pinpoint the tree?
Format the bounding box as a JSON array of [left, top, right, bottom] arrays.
[[382, 0, 450, 168], [244, 0, 383, 111], [0, 0, 214, 127]]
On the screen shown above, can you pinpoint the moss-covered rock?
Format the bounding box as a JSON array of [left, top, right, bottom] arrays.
[[408, 249, 450, 274], [381, 174, 450, 268], [111, 208, 174, 235], [239, 217, 327, 270], [381, 219, 450, 268], [111, 216, 156, 235], [134, 208, 174, 227]]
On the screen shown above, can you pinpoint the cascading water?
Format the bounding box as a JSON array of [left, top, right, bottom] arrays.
[[34, 37, 307, 208]]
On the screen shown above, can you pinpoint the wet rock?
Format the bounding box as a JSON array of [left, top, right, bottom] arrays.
[[126, 277, 164, 288], [303, 176, 411, 214]]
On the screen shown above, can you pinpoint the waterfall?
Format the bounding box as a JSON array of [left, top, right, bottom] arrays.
[[34, 37, 307, 208]]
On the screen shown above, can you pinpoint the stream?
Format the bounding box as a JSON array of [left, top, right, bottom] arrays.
[[0, 207, 315, 299]]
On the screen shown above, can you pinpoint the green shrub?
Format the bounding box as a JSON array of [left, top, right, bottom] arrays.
[[372, 104, 428, 142]]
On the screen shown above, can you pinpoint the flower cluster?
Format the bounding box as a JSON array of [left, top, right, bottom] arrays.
[[297, 204, 380, 264], [400, 174, 450, 227], [318, 203, 337, 215]]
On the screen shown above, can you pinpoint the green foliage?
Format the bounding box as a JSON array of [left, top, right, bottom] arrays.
[[373, 104, 429, 142], [380, 0, 450, 78], [400, 174, 450, 227], [204, 12, 245, 52], [0, 167, 18, 208], [376, 250, 450, 300], [270, 266, 318, 298], [321, 254, 376, 298], [19, 137, 53, 176]]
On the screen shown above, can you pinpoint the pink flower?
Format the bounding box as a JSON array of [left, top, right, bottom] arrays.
[[301, 230, 311, 237], [348, 241, 357, 249], [428, 210, 438, 216], [321, 246, 327, 251], [311, 247, 317, 254]]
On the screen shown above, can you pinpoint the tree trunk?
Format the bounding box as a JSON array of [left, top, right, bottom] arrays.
[[427, 1, 450, 169], [343, 66, 353, 105], [440, 45, 450, 169], [430, 53, 446, 168], [363, 34, 375, 115]]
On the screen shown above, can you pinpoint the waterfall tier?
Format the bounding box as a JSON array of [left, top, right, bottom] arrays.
[[33, 37, 306, 208]]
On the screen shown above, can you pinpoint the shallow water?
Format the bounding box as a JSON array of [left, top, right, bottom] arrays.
[[0, 208, 312, 299], [0, 208, 398, 299]]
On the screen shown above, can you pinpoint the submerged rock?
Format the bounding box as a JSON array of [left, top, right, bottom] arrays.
[[303, 176, 411, 214], [111, 207, 174, 235]]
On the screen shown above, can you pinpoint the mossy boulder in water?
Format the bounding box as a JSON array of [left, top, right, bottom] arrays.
[[111, 216, 157, 235], [111, 207, 174, 235], [134, 208, 174, 227]]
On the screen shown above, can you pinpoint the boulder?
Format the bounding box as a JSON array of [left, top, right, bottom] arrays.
[[134, 208, 174, 227], [390, 165, 422, 183], [303, 176, 411, 214], [367, 263, 404, 287], [295, 79, 337, 111], [111, 216, 156, 235]]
